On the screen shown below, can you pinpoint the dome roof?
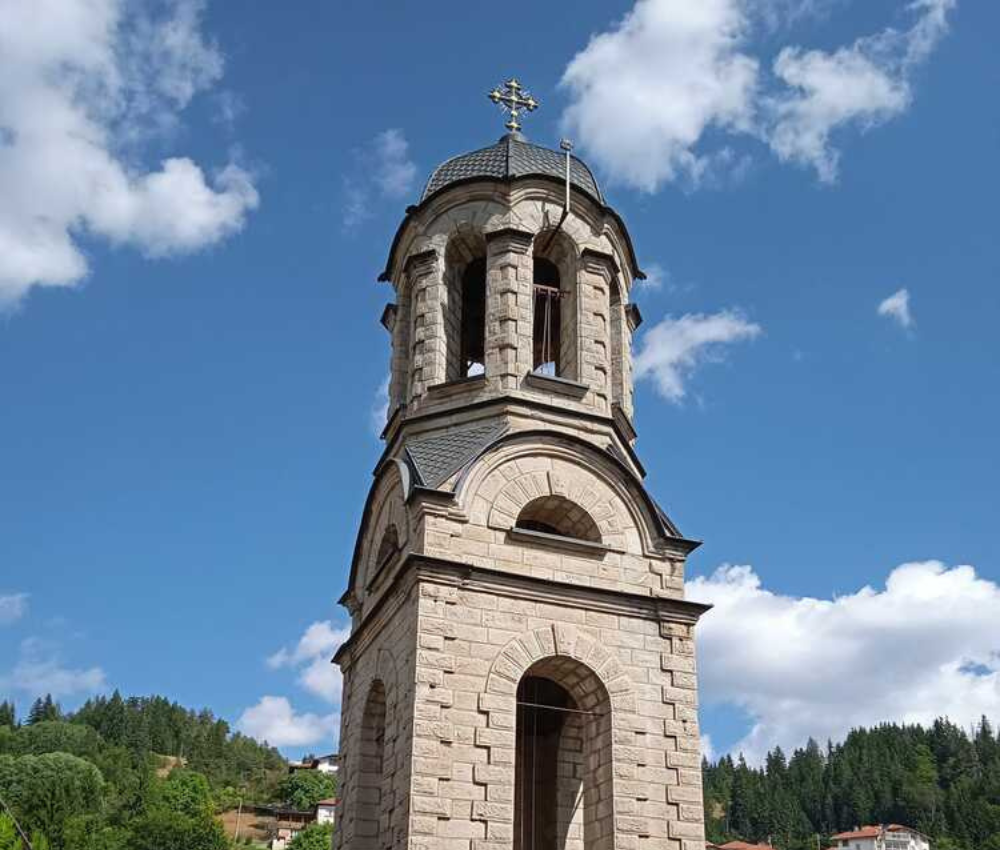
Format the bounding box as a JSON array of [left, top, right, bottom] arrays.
[[422, 133, 604, 204]]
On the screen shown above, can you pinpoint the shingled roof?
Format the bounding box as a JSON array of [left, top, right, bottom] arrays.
[[422, 132, 604, 204], [404, 418, 507, 489]]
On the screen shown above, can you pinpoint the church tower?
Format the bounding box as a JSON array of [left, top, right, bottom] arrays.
[[333, 80, 710, 850]]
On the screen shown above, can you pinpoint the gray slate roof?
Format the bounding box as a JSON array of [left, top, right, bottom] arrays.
[[422, 133, 603, 204], [404, 419, 508, 490]]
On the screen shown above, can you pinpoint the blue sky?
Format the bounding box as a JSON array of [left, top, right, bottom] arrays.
[[1, 0, 997, 761]]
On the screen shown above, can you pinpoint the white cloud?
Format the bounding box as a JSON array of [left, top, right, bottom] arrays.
[[700, 733, 717, 764], [637, 262, 669, 294], [766, 0, 954, 182], [878, 287, 914, 329], [372, 129, 418, 198], [343, 129, 417, 230], [3, 637, 106, 699], [0, 0, 259, 309], [267, 620, 350, 704], [371, 375, 390, 435], [0, 593, 28, 625], [559, 0, 955, 189], [561, 0, 759, 191], [238, 696, 338, 749], [633, 310, 762, 401], [690, 560, 1000, 763]]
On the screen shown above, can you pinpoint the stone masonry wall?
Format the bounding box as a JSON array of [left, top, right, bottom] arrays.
[[336, 585, 419, 850], [407, 578, 706, 850]]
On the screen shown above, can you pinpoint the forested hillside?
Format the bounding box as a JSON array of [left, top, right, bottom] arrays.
[[0, 692, 293, 850], [703, 717, 1000, 850]]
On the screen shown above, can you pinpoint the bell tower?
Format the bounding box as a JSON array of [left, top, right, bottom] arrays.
[[333, 80, 710, 850]]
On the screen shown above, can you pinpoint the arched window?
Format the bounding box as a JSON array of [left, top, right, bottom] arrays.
[[514, 659, 614, 850], [375, 525, 399, 573], [444, 231, 488, 382], [515, 495, 602, 543], [532, 257, 562, 376], [460, 258, 486, 376], [355, 680, 386, 850]]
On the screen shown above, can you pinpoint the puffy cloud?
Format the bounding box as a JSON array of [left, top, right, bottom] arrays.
[[372, 129, 418, 198], [342, 129, 417, 230], [3, 637, 106, 699], [690, 560, 1000, 763], [0, 0, 259, 309], [561, 0, 758, 191], [878, 287, 915, 329], [238, 696, 338, 749], [266, 620, 350, 704], [0, 593, 29, 625], [559, 0, 955, 189], [766, 0, 954, 182], [371, 375, 390, 435], [633, 310, 762, 401]]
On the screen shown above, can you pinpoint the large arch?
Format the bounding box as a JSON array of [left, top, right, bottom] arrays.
[[337, 647, 399, 850], [457, 433, 674, 558], [475, 625, 636, 850], [355, 678, 387, 850]]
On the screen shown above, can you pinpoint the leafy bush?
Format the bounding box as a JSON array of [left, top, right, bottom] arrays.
[[277, 771, 337, 811], [288, 823, 334, 850], [0, 752, 103, 847]]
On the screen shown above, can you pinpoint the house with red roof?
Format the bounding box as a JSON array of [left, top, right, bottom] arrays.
[[829, 824, 930, 850]]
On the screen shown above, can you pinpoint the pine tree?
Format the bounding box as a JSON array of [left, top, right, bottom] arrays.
[[0, 701, 15, 728]]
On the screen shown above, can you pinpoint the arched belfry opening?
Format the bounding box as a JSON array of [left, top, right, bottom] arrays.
[[356, 680, 387, 850], [532, 229, 578, 380], [514, 658, 615, 850], [445, 230, 488, 380], [515, 495, 602, 543]]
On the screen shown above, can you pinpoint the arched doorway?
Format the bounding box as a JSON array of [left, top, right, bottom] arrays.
[[356, 680, 386, 849], [514, 657, 614, 850]]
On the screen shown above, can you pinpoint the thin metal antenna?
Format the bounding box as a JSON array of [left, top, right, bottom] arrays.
[[0, 794, 32, 850]]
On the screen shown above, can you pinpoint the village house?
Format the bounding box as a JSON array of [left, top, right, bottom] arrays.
[[316, 797, 337, 826], [829, 825, 931, 850]]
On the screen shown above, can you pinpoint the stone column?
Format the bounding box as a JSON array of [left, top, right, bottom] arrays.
[[405, 249, 446, 405], [579, 249, 617, 415], [484, 228, 534, 392]]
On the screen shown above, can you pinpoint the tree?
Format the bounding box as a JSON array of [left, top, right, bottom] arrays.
[[150, 770, 214, 820], [125, 810, 228, 850], [11, 721, 102, 760], [278, 771, 338, 811], [0, 703, 14, 729], [288, 823, 334, 850], [62, 817, 130, 850], [0, 752, 103, 848], [26, 697, 55, 726]]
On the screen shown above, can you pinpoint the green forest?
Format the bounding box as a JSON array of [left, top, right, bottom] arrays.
[[0, 693, 335, 850], [703, 717, 1000, 850], [4, 690, 999, 850]]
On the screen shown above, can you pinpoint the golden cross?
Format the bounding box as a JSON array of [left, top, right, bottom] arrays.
[[489, 78, 539, 133]]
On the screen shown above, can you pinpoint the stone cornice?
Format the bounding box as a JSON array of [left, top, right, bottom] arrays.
[[581, 247, 620, 277], [484, 226, 534, 252], [335, 553, 713, 667], [403, 248, 438, 278]]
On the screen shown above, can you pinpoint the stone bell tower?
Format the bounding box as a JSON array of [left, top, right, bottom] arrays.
[[333, 79, 710, 850]]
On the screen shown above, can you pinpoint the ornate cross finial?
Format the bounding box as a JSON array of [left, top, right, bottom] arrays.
[[489, 78, 539, 133]]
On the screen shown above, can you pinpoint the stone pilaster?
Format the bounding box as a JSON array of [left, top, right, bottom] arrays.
[[406, 249, 445, 405], [484, 228, 533, 392], [579, 249, 617, 415]]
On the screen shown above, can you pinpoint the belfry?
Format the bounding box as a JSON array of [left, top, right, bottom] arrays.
[[333, 80, 710, 850]]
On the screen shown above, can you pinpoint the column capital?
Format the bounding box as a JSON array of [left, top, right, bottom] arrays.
[[485, 226, 534, 254], [404, 247, 439, 278]]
